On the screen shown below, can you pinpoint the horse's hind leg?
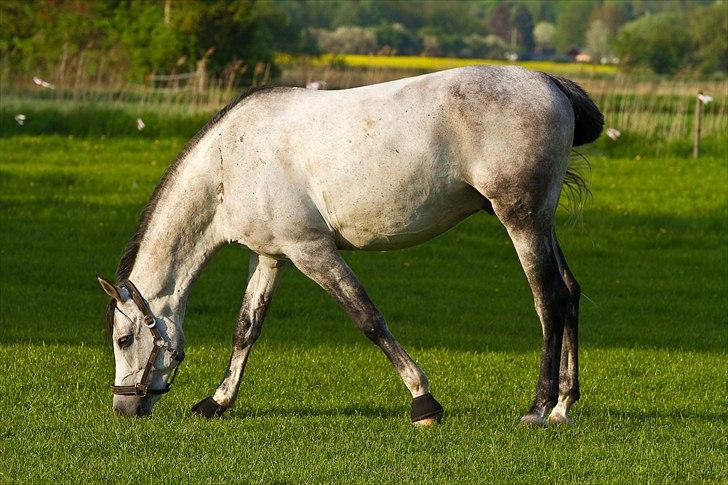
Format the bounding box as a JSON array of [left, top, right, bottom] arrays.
[[192, 253, 285, 417], [548, 237, 581, 424], [495, 205, 569, 426], [288, 241, 443, 426]]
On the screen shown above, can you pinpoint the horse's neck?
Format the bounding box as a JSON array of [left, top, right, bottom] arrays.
[[129, 138, 224, 317]]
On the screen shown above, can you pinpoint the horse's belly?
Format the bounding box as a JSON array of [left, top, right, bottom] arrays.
[[335, 213, 478, 250], [325, 182, 485, 250]]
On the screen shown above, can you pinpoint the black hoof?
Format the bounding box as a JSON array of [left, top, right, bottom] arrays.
[[411, 393, 444, 423], [191, 397, 227, 418]]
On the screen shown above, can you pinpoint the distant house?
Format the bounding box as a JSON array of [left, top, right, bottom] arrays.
[[566, 47, 591, 62], [565, 47, 614, 64], [564, 48, 592, 63], [566, 48, 581, 59]]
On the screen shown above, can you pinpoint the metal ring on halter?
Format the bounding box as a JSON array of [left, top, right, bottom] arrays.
[[110, 280, 185, 397]]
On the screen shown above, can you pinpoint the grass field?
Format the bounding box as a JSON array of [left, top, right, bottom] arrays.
[[1, 131, 726, 483]]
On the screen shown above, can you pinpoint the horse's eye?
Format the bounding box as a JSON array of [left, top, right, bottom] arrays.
[[117, 334, 134, 349]]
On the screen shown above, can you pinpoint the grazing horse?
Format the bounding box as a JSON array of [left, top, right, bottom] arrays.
[[97, 66, 602, 426]]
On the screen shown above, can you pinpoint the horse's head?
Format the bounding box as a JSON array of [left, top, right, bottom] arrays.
[[97, 276, 185, 417]]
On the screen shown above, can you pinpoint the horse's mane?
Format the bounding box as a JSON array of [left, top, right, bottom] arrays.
[[115, 84, 277, 282], [107, 85, 278, 334]]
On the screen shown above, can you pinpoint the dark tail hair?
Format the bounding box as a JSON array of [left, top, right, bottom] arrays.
[[543, 73, 603, 222], [543, 73, 604, 146], [562, 150, 591, 225]]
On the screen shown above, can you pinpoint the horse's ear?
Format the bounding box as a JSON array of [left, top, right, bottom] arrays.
[[97, 275, 128, 301]]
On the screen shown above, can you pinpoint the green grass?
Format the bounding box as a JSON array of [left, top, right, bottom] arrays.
[[1, 135, 726, 483], [1, 101, 214, 139]]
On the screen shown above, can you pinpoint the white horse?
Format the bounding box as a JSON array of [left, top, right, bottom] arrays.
[[97, 65, 602, 426]]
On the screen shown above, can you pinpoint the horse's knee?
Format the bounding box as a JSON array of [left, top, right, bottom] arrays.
[[232, 316, 261, 349], [359, 313, 390, 343]]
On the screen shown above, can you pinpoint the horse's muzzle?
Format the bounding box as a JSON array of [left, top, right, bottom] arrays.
[[113, 395, 152, 417]]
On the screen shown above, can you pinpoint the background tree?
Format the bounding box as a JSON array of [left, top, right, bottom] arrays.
[[375, 22, 421, 56], [178, 1, 288, 80], [116, 2, 188, 80], [512, 4, 535, 54], [487, 3, 512, 43], [420, 31, 442, 57], [688, 1, 728, 75], [533, 21, 555, 51], [313, 26, 377, 55], [614, 11, 692, 74], [553, 0, 598, 52], [529, 0, 557, 23], [461, 33, 490, 58], [589, 3, 629, 38], [2, 0, 130, 86], [585, 20, 611, 63]]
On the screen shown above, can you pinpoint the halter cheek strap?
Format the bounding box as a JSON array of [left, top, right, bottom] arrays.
[[111, 280, 185, 397]]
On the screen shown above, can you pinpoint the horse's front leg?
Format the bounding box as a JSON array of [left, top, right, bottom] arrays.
[[192, 253, 285, 417], [288, 240, 443, 426]]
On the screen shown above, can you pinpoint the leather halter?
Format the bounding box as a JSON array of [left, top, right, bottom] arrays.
[[111, 280, 185, 397]]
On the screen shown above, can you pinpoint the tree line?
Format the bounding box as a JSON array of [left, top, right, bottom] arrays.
[[1, 0, 725, 87]]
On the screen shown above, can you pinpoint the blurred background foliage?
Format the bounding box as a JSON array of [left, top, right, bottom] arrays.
[[1, 0, 726, 90]]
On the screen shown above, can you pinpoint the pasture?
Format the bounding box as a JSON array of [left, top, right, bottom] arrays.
[[0, 119, 726, 481]]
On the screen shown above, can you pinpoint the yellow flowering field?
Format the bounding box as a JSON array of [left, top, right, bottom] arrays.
[[277, 53, 618, 76]]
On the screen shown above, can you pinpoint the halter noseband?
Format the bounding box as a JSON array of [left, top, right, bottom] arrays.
[[111, 280, 185, 397]]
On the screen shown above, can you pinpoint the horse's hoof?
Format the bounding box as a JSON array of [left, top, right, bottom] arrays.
[[411, 392, 444, 426], [519, 412, 546, 427], [547, 412, 570, 425], [191, 396, 227, 418], [412, 416, 441, 427]]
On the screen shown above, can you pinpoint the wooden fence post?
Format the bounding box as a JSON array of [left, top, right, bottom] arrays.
[[693, 90, 702, 159], [195, 58, 207, 94]]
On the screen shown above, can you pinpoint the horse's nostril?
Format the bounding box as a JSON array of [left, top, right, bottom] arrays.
[[113, 399, 143, 417], [114, 405, 132, 417]]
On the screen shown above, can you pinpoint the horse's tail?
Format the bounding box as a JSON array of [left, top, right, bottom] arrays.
[[543, 73, 603, 147], [542, 73, 602, 221]]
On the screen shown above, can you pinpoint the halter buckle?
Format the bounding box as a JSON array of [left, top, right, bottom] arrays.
[[135, 383, 149, 397], [143, 315, 156, 328]]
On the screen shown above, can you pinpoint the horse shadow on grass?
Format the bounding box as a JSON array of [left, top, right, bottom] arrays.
[[215, 403, 487, 421], [221, 403, 405, 420]]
